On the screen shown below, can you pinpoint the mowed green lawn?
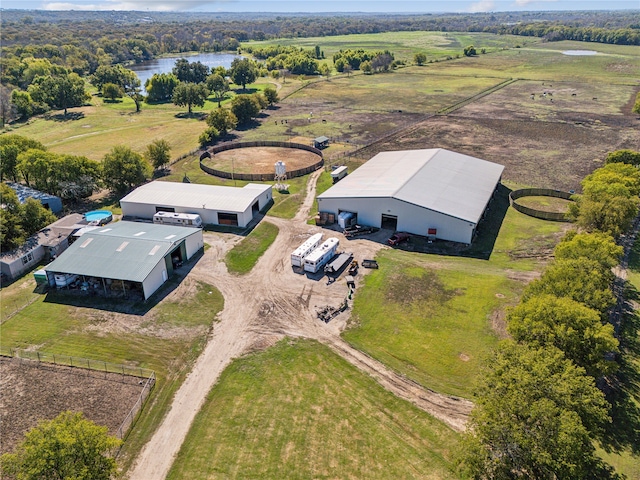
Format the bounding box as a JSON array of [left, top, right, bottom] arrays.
[[225, 220, 279, 274], [0, 277, 224, 470], [166, 339, 459, 480]]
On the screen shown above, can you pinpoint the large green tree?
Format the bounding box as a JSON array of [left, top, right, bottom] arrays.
[[229, 58, 258, 90], [0, 411, 121, 480], [459, 343, 615, 480], [0, 134, 46, 182], [0, 184, 26, 251], [172, 58, 209, 84], [29, 72, 89, 115], [102, 145, 151, 192], [205, 73, 230, 107], [263, 86, 279, 106], [144, 139, 172, 170], [604, 149, 640, 167], [206, 107, 237, 136], [554, 231, 622, 269], [507, 294, 618, 377], [145, 73, 179, 103], [230, 94, 260, 125], [172, 82, 208, 114], [523, 258, 616, 315]]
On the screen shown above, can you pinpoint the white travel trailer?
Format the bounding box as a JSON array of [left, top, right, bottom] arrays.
[[291, 233, 323, 267], [153, 212, 203, 228], [303, 238, 339, 273]]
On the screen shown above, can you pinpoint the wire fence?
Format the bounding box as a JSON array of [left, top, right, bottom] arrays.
[[0, 347, 156, 440]]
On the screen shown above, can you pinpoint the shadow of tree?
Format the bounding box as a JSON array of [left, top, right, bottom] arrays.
[[174, 112, 207, 120], [600, 282, 640, 455], [46, 112, 85, 122]]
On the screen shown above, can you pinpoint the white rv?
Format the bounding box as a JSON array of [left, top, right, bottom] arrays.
[[291, 233, 323, 267], [153, 212, 203, 228], [303, 237, 339, 273]]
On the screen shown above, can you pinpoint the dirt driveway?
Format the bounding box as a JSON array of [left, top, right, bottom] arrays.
[[128, 170, 473, 479]]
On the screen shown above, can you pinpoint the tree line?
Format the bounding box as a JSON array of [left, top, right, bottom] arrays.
[[1, 10, 637, 87], [458, 149, 640, 478]]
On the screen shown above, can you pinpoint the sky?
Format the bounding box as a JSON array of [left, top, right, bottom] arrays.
[[2, 0, 638, 13]]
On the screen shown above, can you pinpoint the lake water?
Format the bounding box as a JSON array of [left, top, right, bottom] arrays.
[[130, 52, 241, 93], [562, 50, 598, 56]]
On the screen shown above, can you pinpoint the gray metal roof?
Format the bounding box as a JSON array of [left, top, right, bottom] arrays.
[[44, 221, 198, 282], [317, 149, 504, 224], [120, 181, 271, 213]]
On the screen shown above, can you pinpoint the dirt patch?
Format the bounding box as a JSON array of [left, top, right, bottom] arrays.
[[204, 146, 320, 174], [0, 357, 145, 454], [489, 309, 510, 340]]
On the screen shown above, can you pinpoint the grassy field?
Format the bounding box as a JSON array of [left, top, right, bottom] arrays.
[[0, 276, 224, 470], [166, 339, 460, 480], [6, 81, 279, 162], [224, 221, 279, 274], [343, 206, 568, 398], [244, 31, 536, 63]]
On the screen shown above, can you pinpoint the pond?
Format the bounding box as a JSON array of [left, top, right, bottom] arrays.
[[130, 52, 242, 93], [561, 50, 598, 56]]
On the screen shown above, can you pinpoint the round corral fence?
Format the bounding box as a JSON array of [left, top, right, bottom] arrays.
[[509, 188, 575, 222], [200, 141, 324, 181]]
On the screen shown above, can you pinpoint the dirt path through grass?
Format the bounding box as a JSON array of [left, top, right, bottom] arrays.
[[128, 169, 472, 479]]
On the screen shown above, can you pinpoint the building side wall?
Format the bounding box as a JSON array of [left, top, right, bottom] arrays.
[[1, 245, 45, 280], [121, 189, 272, 227], [184, 230, 204, 259], [142, 259, 168, 300], [317, 197, 475, 244]]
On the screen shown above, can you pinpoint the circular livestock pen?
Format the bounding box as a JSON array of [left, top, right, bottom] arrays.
[[200, 141, 324, 181], [509, 188, 574, 222]]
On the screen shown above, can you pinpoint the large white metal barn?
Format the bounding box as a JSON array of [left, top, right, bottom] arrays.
[[317, 149, 504, 244], [44, 221, 204, 300], [120, 181, 273, 228]]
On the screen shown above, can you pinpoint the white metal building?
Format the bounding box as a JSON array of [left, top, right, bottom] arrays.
[[44, 221, 203, 300], [120, 181, 273, 228], [317, 149, 504, 244]]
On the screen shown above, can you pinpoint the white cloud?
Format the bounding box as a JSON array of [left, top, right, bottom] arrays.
[[468, 0, 495, 12], [514, 0, 558, 5], [43, 0, 232, 11]]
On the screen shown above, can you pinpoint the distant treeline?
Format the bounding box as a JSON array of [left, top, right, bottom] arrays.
[[1, 11, 638, 69]]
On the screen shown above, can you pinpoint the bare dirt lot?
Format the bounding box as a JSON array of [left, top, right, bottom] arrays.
[[128, 169, 473, 480], [203, 146, 321, 174], [359, 114, 639, 192], [0, 357, 145, 454]]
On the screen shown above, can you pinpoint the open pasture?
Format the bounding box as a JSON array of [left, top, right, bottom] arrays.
[[361, 113, 636, 192], [453, 79, 638, 121], [166, 339, 459, 480], [246, 31, 534, 61], [425, 40, 640, 84]]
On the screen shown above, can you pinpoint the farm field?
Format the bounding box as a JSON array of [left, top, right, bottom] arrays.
[[166, 339, 459, 480]]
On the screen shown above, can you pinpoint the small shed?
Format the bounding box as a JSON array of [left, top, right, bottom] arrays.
[[5, 182, 63, 213], [313, 136, 329, 149]]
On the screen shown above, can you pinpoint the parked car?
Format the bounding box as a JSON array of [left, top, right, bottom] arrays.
[[387, 232, 410, 246]]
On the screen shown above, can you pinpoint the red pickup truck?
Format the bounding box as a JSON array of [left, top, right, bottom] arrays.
[[387, 232, 410, 246]]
